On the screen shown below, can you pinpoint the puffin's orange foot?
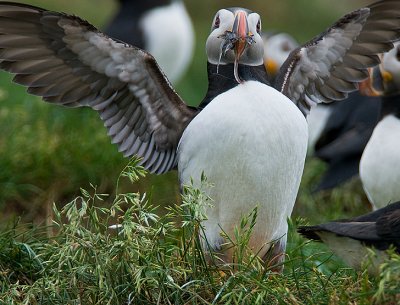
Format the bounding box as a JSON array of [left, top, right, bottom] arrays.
[[263, 239, 286, 273]]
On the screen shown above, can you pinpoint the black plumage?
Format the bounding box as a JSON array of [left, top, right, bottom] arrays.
[[199, 63, 269, 109], [313, 92, 381, 192], [105, 0, 171, 46], [298, 201, 400, 252]]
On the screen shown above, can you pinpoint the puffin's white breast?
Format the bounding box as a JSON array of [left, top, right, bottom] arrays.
[[360, 114, 400, 210], [177, 81, 308, 256], [306, 104, 332, 154]]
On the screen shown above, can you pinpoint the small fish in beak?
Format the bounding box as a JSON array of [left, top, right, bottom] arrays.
[[218, 11, 255, 83]]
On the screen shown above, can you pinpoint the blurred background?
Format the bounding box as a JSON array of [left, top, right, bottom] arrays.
[[0, 0, 372, 224]]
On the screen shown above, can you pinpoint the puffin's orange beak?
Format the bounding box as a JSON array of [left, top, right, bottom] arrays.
[[359, 66, 386, 97], [232, 11, 253, 83], [264, 59, 279, 77], [233, 11, 250, 60]]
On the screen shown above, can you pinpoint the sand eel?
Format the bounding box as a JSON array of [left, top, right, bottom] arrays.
[[0, 2, 399, 267]]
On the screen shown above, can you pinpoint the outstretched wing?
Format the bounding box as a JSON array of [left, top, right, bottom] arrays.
[[298, 221, 380, 242], [376, 210, 400, 240], [275, 0, 400, 116], [0, 2, 198, 174]]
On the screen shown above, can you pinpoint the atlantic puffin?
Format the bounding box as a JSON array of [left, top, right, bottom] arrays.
[[360, 41, 400, 210], [105, 0, 194, 83], [0, 1, 399, 266], [312, 92, 381, 192], [298, 201, 400, 275]]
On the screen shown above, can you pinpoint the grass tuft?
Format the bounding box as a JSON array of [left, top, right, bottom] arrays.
[[0, 160, 399, 304]]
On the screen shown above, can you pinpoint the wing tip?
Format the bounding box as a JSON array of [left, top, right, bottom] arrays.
[[297, 226, 323, 241]]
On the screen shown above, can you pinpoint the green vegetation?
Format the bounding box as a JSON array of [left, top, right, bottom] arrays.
[[0, 0, 398, 304], [0, 161, 399, 304]]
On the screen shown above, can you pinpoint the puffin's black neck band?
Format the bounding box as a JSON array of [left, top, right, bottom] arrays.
[[381, 94, 400, 119], [199, 62, 269, 109]]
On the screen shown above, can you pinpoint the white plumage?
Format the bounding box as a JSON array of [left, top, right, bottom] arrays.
[[178, 81, 308, 259], [360, 114, 400, 209], [307, 105, 332, 154], [140, 1, 194, 83], [359, 42, 400, 210]]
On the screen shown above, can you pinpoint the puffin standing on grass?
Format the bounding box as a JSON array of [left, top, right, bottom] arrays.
[[104, 0, 194, 84], [360, 42, 400, 210], [0, 1, 399, 267]]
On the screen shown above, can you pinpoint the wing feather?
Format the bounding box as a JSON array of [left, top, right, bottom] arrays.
[[0, 2, 198, 173], [276, 1, 400, 116]]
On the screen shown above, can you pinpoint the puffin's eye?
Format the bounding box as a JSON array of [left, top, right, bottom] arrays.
[[282, 42, 291, 52], [396, 47, 400, 61], [214, 15, 220, 29], [256, 20, 261, 33]]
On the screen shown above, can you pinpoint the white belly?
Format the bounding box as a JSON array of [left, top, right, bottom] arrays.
[[307, 104, 332, 154], [177, 81, 308, 258], [140, 2, 194, 83], [360, 115, 400, 210]]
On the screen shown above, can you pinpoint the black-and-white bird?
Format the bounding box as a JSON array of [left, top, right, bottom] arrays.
[[312, 92, 381, 192], [260, 32, 381, 191], [0, 1, 399, 266], [360, 41, 400, 210], [298, 201, 400, 275], [105, 0, 194, 83]]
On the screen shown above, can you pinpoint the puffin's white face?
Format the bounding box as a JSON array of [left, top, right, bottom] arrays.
[[361, 42, 400, 96], [206, 8, 264, 72], [381, 42, 400, 89], [263, 33, 299, 77]]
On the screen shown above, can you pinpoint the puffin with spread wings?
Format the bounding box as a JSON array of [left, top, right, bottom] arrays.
[[0, 1, 399, 267]]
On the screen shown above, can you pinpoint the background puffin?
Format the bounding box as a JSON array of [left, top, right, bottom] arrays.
[[0, 1, 399, 268], [298, 201, 400, 275], [312, 93, 381, 192], [360, 41, 400, 210], [261, 31, 382, 194], [262, 31, 299, 83], [105, 0, 194, 84]]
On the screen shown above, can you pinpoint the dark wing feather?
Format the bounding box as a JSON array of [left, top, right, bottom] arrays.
[[298, 222, 380, 241], [352, 201, 400, 222], [0, 2, 198, 174], [299, 202, 400, 252], [275, 1, 400, 116], [376, 210, 400, 240]]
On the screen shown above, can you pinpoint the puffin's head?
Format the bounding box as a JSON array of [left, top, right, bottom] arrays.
[[262, 32, 299, 78], [360, 42, 400, 96], [206, 8, 264, 83], [378, 41, 400, 94]]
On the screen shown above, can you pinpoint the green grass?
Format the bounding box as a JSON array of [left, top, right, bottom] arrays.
[[0, 162, 399, 304], [0, 0, 398, 303]]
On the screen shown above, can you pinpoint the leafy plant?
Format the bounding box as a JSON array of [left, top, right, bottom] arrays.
[[0, 161, 399, 304]]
